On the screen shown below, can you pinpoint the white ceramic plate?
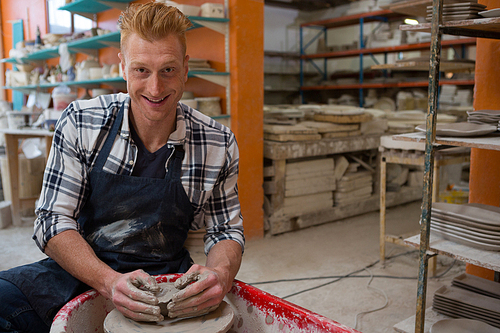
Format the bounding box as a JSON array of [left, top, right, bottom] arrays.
[[431, 224, 500, 245], [467, 109, 500, 116], [432, 211, 500, 231], [431, 218, 500, 239], [433, 202, 500, 226], [431, 229, 500, 251], [480, 8, 500, 18], [415, 122, 497, 137]]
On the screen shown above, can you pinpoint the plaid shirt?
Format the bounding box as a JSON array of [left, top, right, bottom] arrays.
[[33, 93, 244, 255]]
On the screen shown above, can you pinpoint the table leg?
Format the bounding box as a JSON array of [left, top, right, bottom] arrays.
[[380, 155, 387, 263], [4, 134, 21, 226]]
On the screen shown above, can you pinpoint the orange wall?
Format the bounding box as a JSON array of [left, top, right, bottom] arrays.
[[468, 0, 499, 280], [1, 0, 48, 102], [1, 0, 264, 240]]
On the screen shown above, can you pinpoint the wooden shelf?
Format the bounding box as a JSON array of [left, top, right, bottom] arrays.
[[393, 132, 500, 152], [302, 38, 476, 60], [301, 9, 404, 29], [264, 134, 381, 160], [264, 51, 300, 59], [404, 234, 500, 272], [400, 17, 500, 39], [371, 60, 475, 72], [300, 79, 475, 91]]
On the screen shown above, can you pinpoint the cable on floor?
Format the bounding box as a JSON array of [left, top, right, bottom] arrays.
[[353, 268, 389, 330], [249, 249, 457, 299], [248, 250, 418, 288], [280, 258, 380, 299]]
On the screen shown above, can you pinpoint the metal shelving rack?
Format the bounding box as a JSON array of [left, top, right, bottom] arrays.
[[298, 10, 477, 107], [394, 1, 500, 332]]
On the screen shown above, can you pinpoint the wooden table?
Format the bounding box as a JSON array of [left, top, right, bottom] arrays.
[[379, 135, 470, 275], [0, 129, 53, 226]]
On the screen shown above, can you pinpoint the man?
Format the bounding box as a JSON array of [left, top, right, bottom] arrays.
[[0, 2, 244, 332]]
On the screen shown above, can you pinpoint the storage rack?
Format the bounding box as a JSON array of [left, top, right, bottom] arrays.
[[394, 1, 500, 332], [299, 9, 476, 107], [1, 1, 231, 119]]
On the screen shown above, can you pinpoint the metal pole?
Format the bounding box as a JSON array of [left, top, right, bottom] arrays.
[[359, 18, 364, 107], [300, 25, 304, 104], [415, 0, 442, 332]]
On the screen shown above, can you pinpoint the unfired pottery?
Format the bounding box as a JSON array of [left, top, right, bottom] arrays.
[[415, 122, 497, 137], [430, 318, 500, 333], [432, 202, 500, 226], [103, 300, 235, 333]]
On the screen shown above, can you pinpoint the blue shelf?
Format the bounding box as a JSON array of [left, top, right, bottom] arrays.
[[3, 77, 126, 91], [68, 31, 121, 50], [58, 0, 130, 14], [188, 71, 229, 77], [1, 31, 121, 64]]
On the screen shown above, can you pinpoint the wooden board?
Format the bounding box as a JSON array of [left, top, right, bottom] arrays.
[[285, 176, 336, 197], [339, 170, 373, 182], [264, 134, 381, 160], [313, 113, 373, 124], [264, 123, 318, 135], [400, 16, 500, 34], [337, 177, 373, 192], [299, 121, 360, 133], [282, 191, 333, 216], [322, 130, 362, 139], [393, 132, 500, 151], [264, 132, 322, 142], [386, 0, 474, 17], [404, 234, 500, 271], [286, 158, 334, 178], [334, 155, 349, 180], [371, 61, 475, 72], [334, 186, 372, 199]]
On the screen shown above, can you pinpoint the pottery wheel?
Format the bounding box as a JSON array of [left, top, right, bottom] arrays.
[[103, 283, 235, 333]]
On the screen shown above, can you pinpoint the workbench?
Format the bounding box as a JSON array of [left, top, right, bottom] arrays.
[[264, 134, 423, 235], [0, 129, 53, 226]]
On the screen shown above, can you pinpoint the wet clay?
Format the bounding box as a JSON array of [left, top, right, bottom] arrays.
[[103, 298, 235, 333]]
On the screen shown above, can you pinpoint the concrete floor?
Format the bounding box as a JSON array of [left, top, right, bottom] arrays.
[[0, 200, 465, 332]]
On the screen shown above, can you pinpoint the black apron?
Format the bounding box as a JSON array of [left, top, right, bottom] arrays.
[[0, 102, 194, 326]]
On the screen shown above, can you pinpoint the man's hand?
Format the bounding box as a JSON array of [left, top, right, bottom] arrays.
[[166, 264, 228, 318], [109, 269, 164, 322]]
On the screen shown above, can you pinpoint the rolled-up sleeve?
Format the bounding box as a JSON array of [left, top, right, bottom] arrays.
[[33, 108, 89, 252], [203, 133, 245, 255]]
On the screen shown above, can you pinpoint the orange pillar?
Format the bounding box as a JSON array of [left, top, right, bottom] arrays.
[[229, 0, 264, 239], [468, 0, 500, 281]]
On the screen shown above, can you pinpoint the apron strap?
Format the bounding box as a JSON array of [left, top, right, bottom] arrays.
[[93, 102, 125, 171], [168, 145, 185, 180]]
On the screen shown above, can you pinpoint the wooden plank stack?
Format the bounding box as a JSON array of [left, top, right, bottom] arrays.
[[282, 158, 335, 216]]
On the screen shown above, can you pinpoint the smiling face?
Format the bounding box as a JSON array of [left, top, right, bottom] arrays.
[[119, 33, 189, 126]]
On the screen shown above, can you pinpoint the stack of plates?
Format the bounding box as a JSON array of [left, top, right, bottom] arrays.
[[452, 273, 500, 300], [431, 202, 500, 251], [426, 2, 486, 22], [467, 110, 500, 129], [188, 58, 215, 72], [433, 285, 500, 328]]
